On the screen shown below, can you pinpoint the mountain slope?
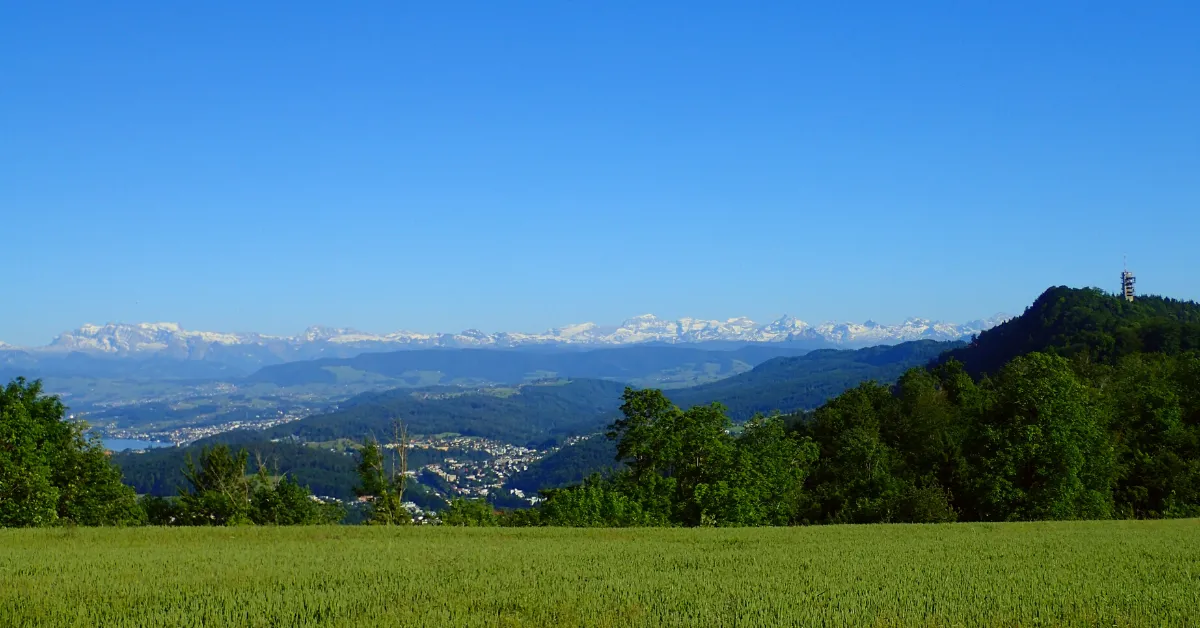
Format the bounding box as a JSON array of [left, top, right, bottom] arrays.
[[260, 379, 630, 446]]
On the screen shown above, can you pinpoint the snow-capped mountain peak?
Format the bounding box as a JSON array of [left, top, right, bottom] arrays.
[[547, 322, 599, 339], [22, 312, 1010, 359], [301, 326, 358, 342], [50, 321, 257, 354]]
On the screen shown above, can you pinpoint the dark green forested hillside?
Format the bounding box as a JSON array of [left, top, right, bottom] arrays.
[[670, 340, 960, 420], [507, 436, 620, 493], [942, 286, 1200, 375], [260, 379, 630, 446], [113, 439, 359, 500]]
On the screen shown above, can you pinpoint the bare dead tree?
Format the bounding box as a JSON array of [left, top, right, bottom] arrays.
[[391, 417, 409, 503]]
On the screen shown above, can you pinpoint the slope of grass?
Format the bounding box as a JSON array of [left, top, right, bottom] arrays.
[[3, 520, 1198, 627]]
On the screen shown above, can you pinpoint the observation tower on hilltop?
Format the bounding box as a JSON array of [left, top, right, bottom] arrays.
[[1121, 260, 1136, 302]]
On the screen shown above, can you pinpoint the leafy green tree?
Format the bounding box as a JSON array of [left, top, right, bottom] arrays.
[[607, 388, 737, 525], [608, 388, 682, 479], [1107, 353, 1200, 518], [498, 505, 543, 527], [355, 439, 388, 498], [251, 470, 345, 525], [0, 380, 62, 527], [53, 429, 146, 526], [0, 378, 141, 527], [1169, 352, 1200, 518], [548, 390, 815, 527], [710, 415, 818, 526], [970, 353, 1115, 521], [891, 367, 972, 490], [663, 403, 736, 525], [536, 473, 669, 527], [439, 498, 498, 526], [139, 495, 180, 526], [799, 381, 911, 523]]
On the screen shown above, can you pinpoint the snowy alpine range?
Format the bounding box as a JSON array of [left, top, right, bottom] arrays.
[[8, 313, 1010, 356]]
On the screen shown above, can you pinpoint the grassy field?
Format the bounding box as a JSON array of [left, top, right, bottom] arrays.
[[2, 520, 1198, 627]]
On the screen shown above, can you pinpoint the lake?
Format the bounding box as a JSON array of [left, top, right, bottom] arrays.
[[102, 439, 174, 452]]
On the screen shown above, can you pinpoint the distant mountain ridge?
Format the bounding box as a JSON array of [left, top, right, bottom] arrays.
[[244, 344, 815, 389], [10, 314, 1009, 358]]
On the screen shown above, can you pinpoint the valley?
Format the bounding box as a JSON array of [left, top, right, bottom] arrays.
[[105, 340, 955, 505]]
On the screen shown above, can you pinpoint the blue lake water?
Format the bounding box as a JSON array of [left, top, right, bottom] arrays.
[[102, 438, 174, 452]]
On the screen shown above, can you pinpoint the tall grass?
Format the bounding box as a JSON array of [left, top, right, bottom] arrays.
[[2, 520, 1198, 626]]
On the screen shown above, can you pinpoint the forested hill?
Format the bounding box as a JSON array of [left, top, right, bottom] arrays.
[[260, 379, 630, 446], [942, 286, 1200, 376], [669, 340, 960, 420]]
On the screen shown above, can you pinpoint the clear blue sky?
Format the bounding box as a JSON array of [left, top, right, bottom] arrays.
[[2, 2, 1198, 345]]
